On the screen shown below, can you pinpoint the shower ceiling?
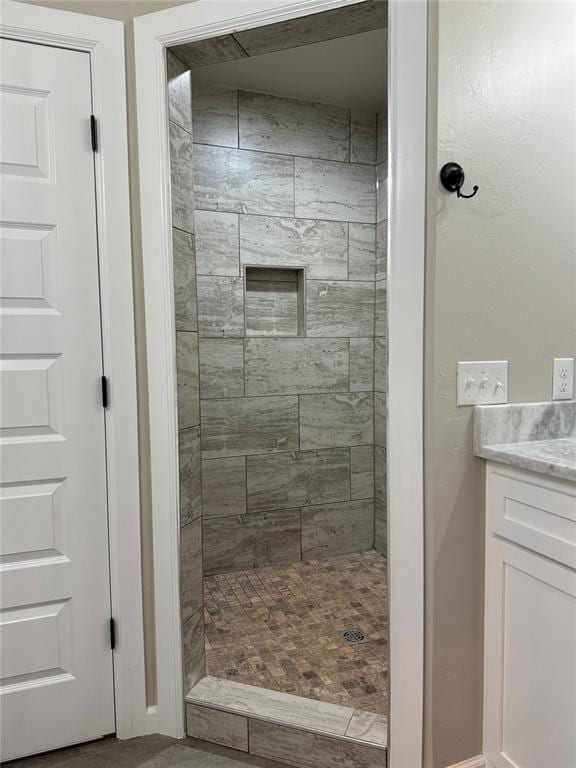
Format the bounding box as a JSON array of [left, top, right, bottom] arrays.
[[190, 28, 387, 111]]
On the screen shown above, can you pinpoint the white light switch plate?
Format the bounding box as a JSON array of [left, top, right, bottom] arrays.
[[552, 358, 574, 400], [457, 361, 509, 406]]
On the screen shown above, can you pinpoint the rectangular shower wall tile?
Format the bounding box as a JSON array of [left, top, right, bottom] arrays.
[[349, 223, 376, 280], [167, 52, 192, 133], [375, 497, 387, 554], [374, 336, 387, 393], [193, 144, 294, 216], [306, 280, 374, 337], [233, 0, 389, 56], [186, 703, 248, 751], [299, 392, 374, 450], [199, 338, 244, 399], [295, 157, 376, 224], [345, 709, 387, 747], [244, 338, 349, 396], [171, 35, 248, 68], [176, 331, 200, 429], [170, 122, 195, 232], [201, 396, 299, 458], [375, 391, 386, 448], [301, 498, 374, 559], [375, 281, 387, 338], [376, 219, 388, 280], [239, 215, 347, 279], [376, 160, 388, 223], [195, 210, 239, 276], [239, 90, 349, 161], [246, 448, 350, 513], [182, 608, 205, 694], [351, 445, 375, 500], [202, 456, 246, 518], [203, 509, 301, 574], [377, 111, 387, 165], [350, 109, 377, 164], [179, 426, 202, 527], [349, 338, 374, 392], [375, 444, 386, 503], [249, 719, 383, 768], [197, 275, 244, 337], [173, 228, 197, 332], [180, 518, 203, 622], [192, 82, 238, 148]]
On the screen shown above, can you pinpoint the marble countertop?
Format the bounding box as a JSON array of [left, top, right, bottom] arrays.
[[474, 401, 576, 482]]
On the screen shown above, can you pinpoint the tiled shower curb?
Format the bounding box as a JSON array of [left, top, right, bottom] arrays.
[[186, 676, 387, 768]]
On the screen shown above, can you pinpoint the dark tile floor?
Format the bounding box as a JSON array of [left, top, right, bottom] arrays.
[[204, 550, 388, 714], [7, 735, 284, 768]]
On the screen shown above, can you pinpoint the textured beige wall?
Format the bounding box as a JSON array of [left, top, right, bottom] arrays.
[[425, 1, 576, 766]]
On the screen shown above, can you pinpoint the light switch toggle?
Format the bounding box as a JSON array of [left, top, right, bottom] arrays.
[[457, 361, 509, 406]]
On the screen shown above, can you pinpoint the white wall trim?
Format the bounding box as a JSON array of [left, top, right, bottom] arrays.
[[387, 1, 426, 766], [0, 0, 147, 740], [446, 756, 487, 768], [134, 0, 427, 757]]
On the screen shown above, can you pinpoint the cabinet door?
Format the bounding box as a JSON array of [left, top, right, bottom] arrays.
[[484, 537, 576, 768]]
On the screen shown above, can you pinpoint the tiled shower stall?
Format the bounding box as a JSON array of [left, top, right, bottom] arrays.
[[166, 47, 387, 698]]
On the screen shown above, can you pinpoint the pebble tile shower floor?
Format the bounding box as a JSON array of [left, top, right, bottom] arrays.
[[204, 550, 387, 715]]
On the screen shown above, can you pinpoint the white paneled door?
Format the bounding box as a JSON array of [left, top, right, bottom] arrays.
[[0, 39, 115, 760]]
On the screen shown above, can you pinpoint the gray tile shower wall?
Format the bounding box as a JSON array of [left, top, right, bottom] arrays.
[[167, 51, 205, 692], [191, 82, 383, 573], [374, 109, 388, 556]]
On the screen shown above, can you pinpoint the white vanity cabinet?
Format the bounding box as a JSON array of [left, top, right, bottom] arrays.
[[483, 462, 576, 768]]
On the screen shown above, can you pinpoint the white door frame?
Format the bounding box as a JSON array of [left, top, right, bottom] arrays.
[[0, 1, 148, 741], [134, 1, 426, 764]]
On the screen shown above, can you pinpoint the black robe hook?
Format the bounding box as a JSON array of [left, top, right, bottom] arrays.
[[440, 162, 479, 199]]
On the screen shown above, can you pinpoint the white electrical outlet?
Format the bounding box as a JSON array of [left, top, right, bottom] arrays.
[[457, 361, 509, 406], [552, 358, 574, 400]]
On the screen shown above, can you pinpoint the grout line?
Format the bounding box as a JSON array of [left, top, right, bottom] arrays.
[[169, 116, 194, 142], [230, 34, 250, 59], [344, 708, 356, 737], [244, 453, 249, 520], [236, 88, 240, 148], [197, 274, 378, 285], [192, 138, 376, 169], [242, 336, 246, 397], [293, 149, 297, 219], [194, 204, 376, 228], [346, 222, 350, 279], [348, 446, 353, 501], [297, 394, 301, 451], [199, 334, 376, 342], [202, 444, 374, 464], [203, 497, 374, 516], [200, 390, 373, 403]]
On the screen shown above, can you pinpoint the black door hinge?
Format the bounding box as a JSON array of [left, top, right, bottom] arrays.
[[90, 115, 98, 152], [109, 617, 116, 651], [101, 376, 109, 409]]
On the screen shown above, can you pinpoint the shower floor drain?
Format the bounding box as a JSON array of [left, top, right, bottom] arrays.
[[342, 628, 366, 645]]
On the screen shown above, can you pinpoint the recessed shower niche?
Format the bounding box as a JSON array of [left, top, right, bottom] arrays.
[[166, 1, 389, 763], [244, 265, 306, 337]]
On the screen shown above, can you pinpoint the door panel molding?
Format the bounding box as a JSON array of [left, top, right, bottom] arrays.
[[0, 0, 145, 742]]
